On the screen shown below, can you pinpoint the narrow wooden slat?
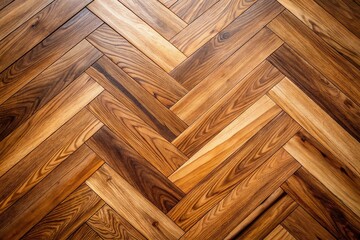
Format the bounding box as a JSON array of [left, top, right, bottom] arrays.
[[282, 168, 360, 239], [172, 61, 283, 156], [69, 224, 102, 240], [86, 56, 187, 141], [268, 78, 360, 177], [170, 95, 282, 193], [86, 24, 187, 108], [23, 184, 104, 239], [170, 0, 219, 23], [171, 0, 283, 89], [268, 44, 360, 141], [0, 145, 104, 239], [88, 0, 186, 72], [264, 225, 295, 240], [170, 0, 257, 55], [159, 0, 177, 8], [0, 0, 92, 72], [0, 74, 103, 177], [0, 0, 14, 10], [88, 91, 188, 177], [171, 28, 283, 124], [180, 149, 300, 239], [86, 164, 185, 240], [88, 205, 147, 240], [0, 39, 102, 141], [87, 126, 185, 213], [268, 11, 360, 106], [168, 112, 301, 230], [0, 8, 102, 105], [0, 108, 102, 214]]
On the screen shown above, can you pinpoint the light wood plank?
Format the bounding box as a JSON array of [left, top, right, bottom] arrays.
[[170, 0, 219, 23]]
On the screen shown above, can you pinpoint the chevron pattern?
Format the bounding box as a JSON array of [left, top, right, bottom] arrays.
[[0, 0, 359, 239]]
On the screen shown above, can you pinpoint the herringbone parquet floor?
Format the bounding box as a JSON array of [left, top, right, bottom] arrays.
[[0, 0, 359, 239]]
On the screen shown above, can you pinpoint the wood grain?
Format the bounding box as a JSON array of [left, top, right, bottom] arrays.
[[170, 0, 219, 23], [69, 224, 102, 240], [158, 0, 177, 8], [264, 225, 295, 240], [86, 164, 184, 240]]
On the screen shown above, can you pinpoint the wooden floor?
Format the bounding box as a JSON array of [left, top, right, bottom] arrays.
[[0, 0, 359, 239]]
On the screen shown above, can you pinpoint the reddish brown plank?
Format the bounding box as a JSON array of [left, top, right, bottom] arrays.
[[69, 224, 102, 240]]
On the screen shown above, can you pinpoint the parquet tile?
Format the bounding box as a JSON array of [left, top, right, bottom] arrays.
[[0, 0, 359, 239]]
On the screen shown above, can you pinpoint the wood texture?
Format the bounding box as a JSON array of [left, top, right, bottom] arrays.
[[170, 0, 219, 23], [69, 224, 102, 240], [265, 225, 295, 240]]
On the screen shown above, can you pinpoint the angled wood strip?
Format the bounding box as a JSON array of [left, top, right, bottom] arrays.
[[119, 0, 186, 40], [170, 0, 283, 89], [172, 61, 284, 156], [0, 0, 92, 72], [268, 78, 360, 177], [0, 145, 104, 240], [88, 0, 186, 72], [159, 0, 177, 8], [170, 0, 220, 23], [88, 91, 188, 177], [170, 95, 282, 193], [0, 108, 102, 214], [23, 184, 104, 240], [264, 225, 295, 240], [0, 0, 14, 10], [69, 224, 102, 240], [170, 0, 257, 55], [277, 0, 360, 68], [168, 112, 301, 230], [86, 164, 184, 240], [88, 204, 146, 240], [0, 8, 102, 105], [0, 74, 103, 177], [171, 28, 283, 124], [0, 39, 102, 141], [86, 24, 187, 108], [282, 168, 360, 239], [0, 0, 54, 41], [180, 149, 300, 239], [87, 126, 185, 214], [268, 44, 360, 142], [86, 56, 187, 141], [268, 10, 360, 106]]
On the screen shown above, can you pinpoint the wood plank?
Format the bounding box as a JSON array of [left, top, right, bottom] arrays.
[[168, 112, 301, 230], [88, 0, 186, 72], [23, 184, 104, 240], [268, 10, 360, 106], [170, 0, 283, 89], [0, 74, 103, 177], [69, 224, 102, 240], [268, 44, 360, 142], [268, 78, 360, 177], [0, 0, 92, 72], [170, 0, 257, 55], [170, 95, 282, 193], [119, 0, 186, 40], [170, 0, 219, 23], [0, 39, 101, 141], [0, 108, 102, 214], [172, 61, 283, 156], [0, 0, 54, 41], [264, 225, 296, 240], [86, 126, 185, 213], [87, 205, 147, 240], [88, 91, 188, 177], [0, 8, 102, 105], [171, 28, 283, 124], [86, 24, 187, 108], [0, 145, 104, 239], [180, 149, 300, 239], [277, 0, 360, 68], [86, 56, 187, 141], [159, 0, 177, 8], [0, 0, 14, 10], [86, 164, 184, 240], [282, 168, 360, 239], [281, 207, 336, 240]]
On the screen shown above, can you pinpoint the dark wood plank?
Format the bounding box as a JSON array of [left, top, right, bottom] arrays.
[[282, 168, 360, 239], [86, 56, 187, 141], [170, 0, 219, 23], [0, 8, 102, 105], [23, 184, 104, 239], [170, 0, 283, 89], [86, 24, 187, 108], [0, 40, 102, 141], [86, 126, 185, 214], [0, 145, 104, 239], [168, 112, 301, 230], [87, 205, 146, 240], [69, 224, 102, 240]]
